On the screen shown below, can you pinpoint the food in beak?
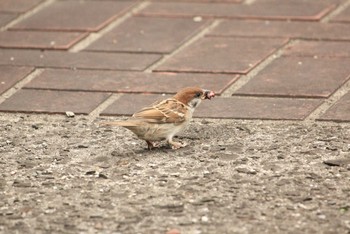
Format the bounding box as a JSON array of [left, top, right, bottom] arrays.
[[204, 90, 215, 100]]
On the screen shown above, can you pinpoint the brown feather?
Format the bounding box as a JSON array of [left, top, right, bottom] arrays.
[[133, 98, 188, 124], [173, 87, 203, 105], [99, 86, 215, 149]]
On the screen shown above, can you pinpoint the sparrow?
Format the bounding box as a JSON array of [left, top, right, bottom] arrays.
[[101, 87, 215, 150]]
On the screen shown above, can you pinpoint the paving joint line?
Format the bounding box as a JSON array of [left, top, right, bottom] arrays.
[[1, 0, 55, 32], [220, 39, 299, 97], [0, 68, 45, 104], [144, 19, 222, 73], [87, 93, 123, 122], [304, 77, 350, 122], [69, 1, 150, 53], [320, 0, 350, 23], [244, 0, 256, 5]]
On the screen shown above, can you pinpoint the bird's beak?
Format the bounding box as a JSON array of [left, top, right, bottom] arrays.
[[203, 90, 215, 100]]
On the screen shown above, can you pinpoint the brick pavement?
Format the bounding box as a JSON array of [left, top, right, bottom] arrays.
[[1, 0, 350, 121]]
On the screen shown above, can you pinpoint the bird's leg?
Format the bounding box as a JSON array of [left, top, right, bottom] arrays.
[[146, 140, 159, 150], [168, 137, 187, 150]]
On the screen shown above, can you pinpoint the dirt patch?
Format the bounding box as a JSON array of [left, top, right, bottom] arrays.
[[0, 114, 350, 233]]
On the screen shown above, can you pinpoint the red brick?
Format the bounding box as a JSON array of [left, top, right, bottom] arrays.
[[25, 69, 237, 95], [0, 49, 161, 71], [331, 5, 350, 23], [0, 31, 87, 50], [155, 37, 286, 74], [235, 56, 350, 98], [284, 41, 350, 58], [209, 20, 350, 41], [11, 1, 135, 32], [86, 16, 208, 53], [0, 66, 34, 94], [101, 94, 323, 120], [318, 92, 350, 122], [101, 94, 170, 116], [0, 0, 43, 13], [139, 0, 336, 21], [194, 97, 323, 120], [0, 12, 16, 27], [0, 89, 110, 114]]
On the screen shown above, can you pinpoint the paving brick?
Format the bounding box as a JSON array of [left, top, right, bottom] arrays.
[[139, 0, 336, 21], [11, 1, 135, 32], [101, 94, 169, 116], [0, 0, 43, 13], [318, 92, 350, 122], [235, 56, 350, 98], [0, 12, 17, 27], [155, 37, 286, 74], [209, 20, 350, 41], [0, 66, 34, 95], [101, 94, 323, 120], [284, 41, 350, 58], [0, 49, 161, 71], [331, 5, 350, 23], [25, 69, 237, 95], [86, 16, 208, 53], [0, 89, 110, 114], [194, 97, 323, 120], [0, 31, 87, 50]]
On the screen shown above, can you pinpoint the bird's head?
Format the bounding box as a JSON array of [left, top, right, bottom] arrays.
[[173, 87, 215, 109]]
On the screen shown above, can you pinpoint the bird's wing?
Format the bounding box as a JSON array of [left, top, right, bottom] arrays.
[[133, 98, 189, 124]]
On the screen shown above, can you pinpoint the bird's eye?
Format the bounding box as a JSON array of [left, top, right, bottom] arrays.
[[194, 92, 201, 98]]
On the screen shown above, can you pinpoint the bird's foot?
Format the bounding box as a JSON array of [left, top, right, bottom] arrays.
[[146, 141, 160, 150], [169, 141, 187, 150]]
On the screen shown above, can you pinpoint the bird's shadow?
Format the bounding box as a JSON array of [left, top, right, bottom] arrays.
[[134, 139, 193, 155]]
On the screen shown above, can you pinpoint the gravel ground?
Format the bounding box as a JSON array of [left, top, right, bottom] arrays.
[[0, 113, 350, 234]]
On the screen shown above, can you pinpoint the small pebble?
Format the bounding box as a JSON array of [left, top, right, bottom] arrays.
[[193, 16, 202, 22], [32, 124, 39, 129], [65, 111, 75, 118]]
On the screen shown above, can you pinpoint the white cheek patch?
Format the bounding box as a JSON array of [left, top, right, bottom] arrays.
[[189, 98, 201, 109]]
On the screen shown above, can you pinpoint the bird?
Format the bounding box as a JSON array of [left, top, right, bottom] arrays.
[[100, 87, 215, 150]]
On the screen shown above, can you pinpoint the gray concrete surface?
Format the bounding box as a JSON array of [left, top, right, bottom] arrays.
[[0, 114, 350, 233]]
